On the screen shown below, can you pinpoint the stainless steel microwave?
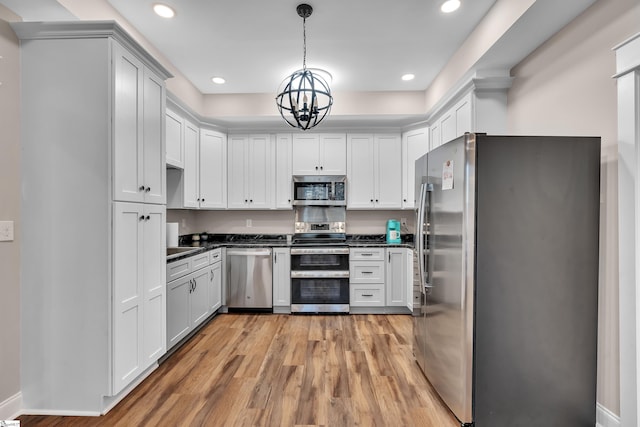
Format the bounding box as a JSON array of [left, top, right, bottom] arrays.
[[292, 175, 347, 206]]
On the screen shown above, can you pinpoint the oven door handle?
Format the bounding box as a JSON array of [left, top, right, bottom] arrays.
[[291, 248, 350, 255], [291, 270, 350, 279]]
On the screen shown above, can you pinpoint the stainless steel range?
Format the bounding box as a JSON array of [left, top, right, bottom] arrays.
[[291, 203, 349, 313]]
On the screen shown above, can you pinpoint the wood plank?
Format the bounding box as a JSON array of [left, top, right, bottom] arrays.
[[18, 314, 460, 427]]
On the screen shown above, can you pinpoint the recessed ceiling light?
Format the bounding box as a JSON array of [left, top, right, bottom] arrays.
[[441, 0, 461, 13], [153, 3, 175, 18], [401, 74, 415, 81], [211, 77, 226, 84]]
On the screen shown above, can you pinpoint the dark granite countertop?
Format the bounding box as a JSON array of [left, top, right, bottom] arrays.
[[168, 233, 413, 263]]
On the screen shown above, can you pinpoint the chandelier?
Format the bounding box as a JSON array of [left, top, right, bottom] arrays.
[[276, 4, 333, 131]]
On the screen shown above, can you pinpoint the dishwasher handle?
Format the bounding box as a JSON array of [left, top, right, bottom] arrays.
[[226, 248, 272, 256]]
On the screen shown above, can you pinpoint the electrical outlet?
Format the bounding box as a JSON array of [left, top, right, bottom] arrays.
[[246, 219, 252, 227], [0, 221, 14, 242], [400, 217, 407, 228]]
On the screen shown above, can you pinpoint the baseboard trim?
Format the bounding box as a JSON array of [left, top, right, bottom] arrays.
[[20, 409, 100, 417], [597, 403, 621, 427], [0, 392, 22, 420]]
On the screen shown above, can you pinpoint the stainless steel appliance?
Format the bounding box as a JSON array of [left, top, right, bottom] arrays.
[[292, 175, 346, 206], [290, 247, 350, 313], [293, 205, 346, 244], [226, 248, 273, 310], [413, 133, 600, 426]]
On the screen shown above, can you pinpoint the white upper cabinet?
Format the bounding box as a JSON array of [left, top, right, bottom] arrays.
[[165, 108, 184, 169], [166, 118, 227, 210], [292, 133, 346, 175], [227, 134, 275, 209], [401, 127, 429, 209], [347, 134, 402, 209], [199, 129, 227, 209], [113, 43, 166, 205], [430, 92, 472, 150], [275, 133, 293, 209]]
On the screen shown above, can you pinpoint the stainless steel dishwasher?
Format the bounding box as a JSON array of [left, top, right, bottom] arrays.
[[226, 247, 273, 310]]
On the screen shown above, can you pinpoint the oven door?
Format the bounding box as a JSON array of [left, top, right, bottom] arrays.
[[291, 274, 350, 313], [290, 247, 349, 271]]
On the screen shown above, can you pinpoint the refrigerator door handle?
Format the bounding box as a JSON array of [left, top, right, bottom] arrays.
[[417, 182, 431, 295], [424, 183, 433, 293]]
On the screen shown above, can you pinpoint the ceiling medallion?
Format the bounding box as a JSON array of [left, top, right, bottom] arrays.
[[275, 4, 333, 131]]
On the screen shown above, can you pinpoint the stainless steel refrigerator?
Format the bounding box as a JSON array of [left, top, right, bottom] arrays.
[[413, 133, 600, 426]]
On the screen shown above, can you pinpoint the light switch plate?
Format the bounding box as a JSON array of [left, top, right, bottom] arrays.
[[0, 221, 14, 241]]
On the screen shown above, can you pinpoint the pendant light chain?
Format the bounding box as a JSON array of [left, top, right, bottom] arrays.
[[302, 16, 307, 70]]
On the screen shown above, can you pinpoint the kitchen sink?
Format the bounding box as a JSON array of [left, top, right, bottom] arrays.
[[166, 246, 200, 259]]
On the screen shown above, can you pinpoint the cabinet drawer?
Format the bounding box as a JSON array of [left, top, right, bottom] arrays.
[[350, 248, 385, 261], [350, 284, 385, 306], [191, 252, 210, 270], [167, 258, 192, 282], [350, 262, 385, 283], [209, 248, 222, 264]]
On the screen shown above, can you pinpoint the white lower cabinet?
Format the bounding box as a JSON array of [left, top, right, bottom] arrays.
[[349, 247, 411, 312], [386, 248, 408, 307], [272, 247, 291, 312], [166, 248, 222, 351], [350, 248, 385, 307], [113, 202, 166, 394]]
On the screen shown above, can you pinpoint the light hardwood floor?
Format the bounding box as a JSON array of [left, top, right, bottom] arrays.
[[19, 314, 459, 427]]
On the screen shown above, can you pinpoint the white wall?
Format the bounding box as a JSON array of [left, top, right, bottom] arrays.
[[507, 0, 640, 415], [0, 5, 21, 418]]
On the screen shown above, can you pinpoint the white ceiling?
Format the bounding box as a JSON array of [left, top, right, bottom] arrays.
[[1, 0, 498, 95]]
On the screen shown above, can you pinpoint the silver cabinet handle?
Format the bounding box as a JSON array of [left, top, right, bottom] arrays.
[[362, 294, 373, 297], [362, 271, 373, 274], [361, 253, 373, 256]]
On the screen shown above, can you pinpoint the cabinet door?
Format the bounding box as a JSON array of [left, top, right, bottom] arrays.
[[320, 133, 347, 174], [248, 134, 274, 209], [272, 248, 291, 306], [113, 44, 144, 203], [200, 129, 227, 209], [209, 262, 222, 312], [430, 124, 441, 151], [142, 68, 166, 204], [275, 134, 293, 209], [455, 96, 472, 137], [402, 128, 429, 209], [385, 248, 407, 307], [375, 134, 402, 209], [227, 135, 248, 209], [183, 120, 200, 208], [142, 204, 166, 367], [165, 108, 184, 168], [113, 202, 144, 394], [440, 111, 456, 145], [190, 268, 210, 327], [347, 134, 375, 208], [292, 134, 320, 175], [167, 275, 191, 349]]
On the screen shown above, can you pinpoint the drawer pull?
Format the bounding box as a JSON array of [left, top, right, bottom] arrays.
[[362, 271, 373, 274], [362, 294, 374, 297], [361, 253, 373, 256]]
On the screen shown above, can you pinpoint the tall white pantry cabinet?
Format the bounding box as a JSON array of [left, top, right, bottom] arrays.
[[13, 22, 172, 414]]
